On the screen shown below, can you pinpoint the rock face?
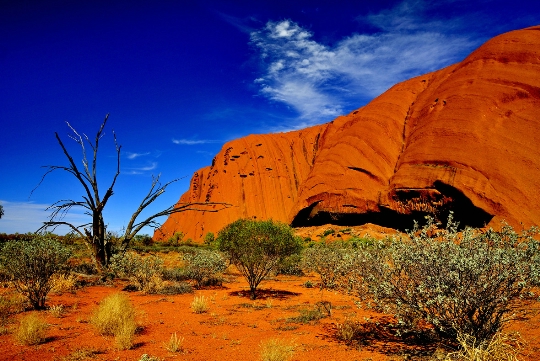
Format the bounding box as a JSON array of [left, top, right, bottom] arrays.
[[155, 124, 328, 240], [155, 26, 540, 241]]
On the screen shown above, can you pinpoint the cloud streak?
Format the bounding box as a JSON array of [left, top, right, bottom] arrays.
[[250, 1, 477, 128], [172, 139, 218, 145], [126, 151, 151, 160]]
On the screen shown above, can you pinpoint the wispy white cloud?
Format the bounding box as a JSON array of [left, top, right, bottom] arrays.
[[0, 200, 86, 234], [216, 12, 259, 34], [172, 139, 218, 145], [126, 151, 151, 160], [124, 162, 158, 175], [250, 0, 477, 128]]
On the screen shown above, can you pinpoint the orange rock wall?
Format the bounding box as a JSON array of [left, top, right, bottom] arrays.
[[156, 26, 540, 241], [156, 124, 328, 240]]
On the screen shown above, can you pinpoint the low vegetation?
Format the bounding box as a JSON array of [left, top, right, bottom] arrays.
[[191, 295, 210, 313], [0, 235, 71, 309], [444, 331, 526, 361], [182, 249, 227, 288], [165, 332, 184, 353], [15, 313, 48, 345], [216, 219, 302, 299], [91, 292, 138, 350], [259, 338, 296, 361], [109, 251, 164, 293], [301, 241, 356, 290], [354, 215, 540, 344], [1, 215, 539, 359]]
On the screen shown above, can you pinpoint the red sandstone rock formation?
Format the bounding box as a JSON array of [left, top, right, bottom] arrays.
[[155, 26, 540, 241], [155, 125, 328, 240]]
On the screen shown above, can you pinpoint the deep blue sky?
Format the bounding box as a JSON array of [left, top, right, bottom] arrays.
[[1, 0, 538, 235]]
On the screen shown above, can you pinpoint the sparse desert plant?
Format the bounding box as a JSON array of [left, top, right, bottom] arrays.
[[91, 292, 137, 350], [49, 304, 65, 318], [259, 338, 296, 361], [182, 249, 227, 288], [61, 347, 101, 361], [287, 308, 325, 324], [159, 282, 193, 295], [444, 332, 525, 361], [191, 295, 209, 313], [165, 332, 184, 353], [50, 273, 78, 294], [109, 252, 164, 293], [0, 294, 25, 327], [276, 253, 304, 276], [355, 214, 540, 343], [336, 319, 360, 343], [203, 232, 215, 246], [320, 228, 335, 237], [0, 235, 71, 309], [15, 313, 48, 345], [138, 355, 162, 361], [216, 219, 302, 299], [301, 241, 356, 290], [161, 267, 190, 282]]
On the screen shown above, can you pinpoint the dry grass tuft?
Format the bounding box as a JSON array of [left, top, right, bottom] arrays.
[[259, 338, 296, 361], [165, 332, 184, 353], [444, 332, 526, 361], [15, 313, 48, 345], [191, 295, 209, 314], [336, 318, 360, 343], [50, 273, 78, 294], [0, 294, 25, 327], [49, 304, 65, 318], [90, 292, 137, 350], [61, 347, 101, 361], [138, 274, 165, 294]]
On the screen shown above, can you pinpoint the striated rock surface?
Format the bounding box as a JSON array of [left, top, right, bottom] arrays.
[[156, 124, 328, 240], [156, 26, 540, 241]]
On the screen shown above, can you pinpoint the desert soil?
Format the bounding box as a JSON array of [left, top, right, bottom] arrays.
[[1, 271, 540, 361]]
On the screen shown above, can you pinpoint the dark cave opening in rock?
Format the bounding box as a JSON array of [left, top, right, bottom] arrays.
[[290, 182, 493, 232]]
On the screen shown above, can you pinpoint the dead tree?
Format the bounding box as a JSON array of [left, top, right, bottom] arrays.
[[34, 114, 229, 271]]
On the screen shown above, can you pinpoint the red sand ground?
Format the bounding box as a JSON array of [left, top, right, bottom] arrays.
[[2, 271, 540, 361]]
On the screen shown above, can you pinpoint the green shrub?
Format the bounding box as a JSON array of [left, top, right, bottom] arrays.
[[161, 267, 190, 282], [301, 242, 356, 290], [182, 249, 227, 288], [203, 232, 215, 246], [216, 219, 302, 299], [0, 235, 71, 309], [356, 215, 540, 344], [276, 253, 304, 276], [167, 232, 184, 246], [158, 282, 193, 295], [320, 228, 335, 237], [109, 252, 164, 293]]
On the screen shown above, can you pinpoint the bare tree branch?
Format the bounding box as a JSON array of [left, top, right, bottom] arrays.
[[34, 114, 230, 271]]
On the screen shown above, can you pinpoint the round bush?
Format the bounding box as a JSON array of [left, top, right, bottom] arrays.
[[216, 219, 302, 299], [182, 249, 227, 288], [356, 215, 540, 343], [0, 235, 71, 309]]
